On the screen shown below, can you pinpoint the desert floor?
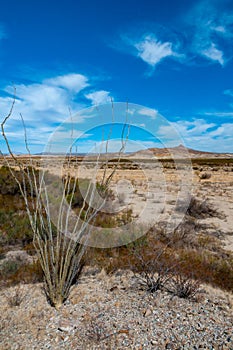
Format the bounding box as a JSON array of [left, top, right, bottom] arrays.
[[0, 158, 233, 349]]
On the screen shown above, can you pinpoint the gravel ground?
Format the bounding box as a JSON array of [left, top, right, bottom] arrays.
[[0, 268, 233, 350]]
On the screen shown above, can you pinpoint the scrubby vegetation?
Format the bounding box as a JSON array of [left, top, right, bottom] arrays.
[[85, 212, 233, 294], [0, 162, 233, 304]]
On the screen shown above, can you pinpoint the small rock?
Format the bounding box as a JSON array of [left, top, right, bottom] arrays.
[[144, 309, 152, 317], [109, 286, 118, 292], [58, 326, 73, 332]]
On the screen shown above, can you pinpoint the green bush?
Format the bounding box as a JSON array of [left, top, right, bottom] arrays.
[[0, 259, 43, 286], [0, 260, 20, 277], [0, 207, 32, 245]]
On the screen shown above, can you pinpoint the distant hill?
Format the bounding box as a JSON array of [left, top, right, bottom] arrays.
[[126, 145, 233, 159], [2, 145, 233, 159]]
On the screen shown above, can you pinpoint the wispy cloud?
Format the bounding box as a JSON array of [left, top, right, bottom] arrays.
[[138, 107, 158, 119], [44, 73, 89, 92], [3, 73, 89, 123], [118, 0, 233, 71], [134, 35, 176, 67], [186, 0, 233, 66], [158, 118, 233, 152], [119, 32, 183, 72], [200, 43, 224, 66], [203, 111, 233, 118], [85, 90, 112, 105], [3, 72, 99, 119], [0, 73, 112, 152]]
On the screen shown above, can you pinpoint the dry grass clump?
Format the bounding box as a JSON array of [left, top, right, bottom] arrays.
[[0, 259, 43, 287], [176, 195, 219, 219], [4, 285, 26, 307], [178, 248, 233, 292], [86, 218, 233, 294], [166, 272, 201, 299]]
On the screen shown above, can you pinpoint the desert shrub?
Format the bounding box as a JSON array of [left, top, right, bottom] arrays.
[[199, 172, 211, 180], [166, 271, 201, 299], [0, 207, 32, 245], [0, 166, 40, 196], [120, 208, 133, 225], [0, 166, 20, 195], [125, 234, 202, 298], [129, 243, 174, 293], [85, 216, 233, 294], [22, 242, 36, 255], [176, 195, 218, 219], [178, 248, 233, 292], [197, 234, 220, 251], [0, 259, 43, 286], [0, 260, 20, 278], [65, 177, 89, 208], [0, 246, 5, 260], [5, 285, 25, 307], [93, 212, 117, 228]]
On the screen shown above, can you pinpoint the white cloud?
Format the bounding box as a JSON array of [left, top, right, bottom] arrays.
[[138, 107, 158, 119], [203, 111, 233, 117], [134, 35, 175, 67], [44, 73, 89, 92], [9, 84, 69, 114], [213, 25, 226, 34], [187, 1, 233, 66], [85, 90, 111, 105], [172, 119, 216, 136], [0, 73, 93, 153], [201, 43, 224, 65], [3, 72, 90, 122], [0, 75, 117, 153], [117, 2, 233, 71], [158, 118, 233, 153]]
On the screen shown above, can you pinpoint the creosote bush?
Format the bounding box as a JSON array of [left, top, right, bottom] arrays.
[[128, 240, 174, 293], [176, 195, 219, 219], [166, 270, 201, 299], [85, 221, 233, 294]]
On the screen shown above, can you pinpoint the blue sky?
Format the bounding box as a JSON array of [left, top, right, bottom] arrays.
[[0, 0, 233, 153]]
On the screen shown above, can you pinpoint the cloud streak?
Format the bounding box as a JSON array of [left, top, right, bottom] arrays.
[[158, 118, 233, 153], [0, 73, 114, 152], [119, 0, 233, 71], [134, 35, 175, 67], [44, 74, 89, 93], [138, 107, 158, 119], [186, 0, 233, 66], [200, 44, 224, 66]]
